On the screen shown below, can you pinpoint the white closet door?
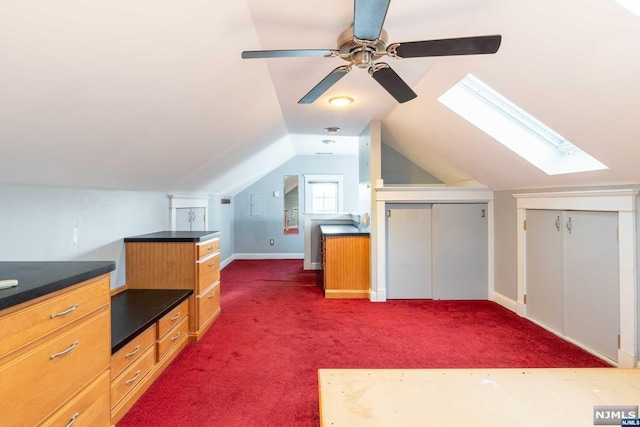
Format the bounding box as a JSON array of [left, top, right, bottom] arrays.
[[190, 207, 207, 231], [432, 204, 488, 300], [387, 204, 432, 299], [563, 211, 619, 362], [175, 208, 193, 231], [525, 210, 563, 333]]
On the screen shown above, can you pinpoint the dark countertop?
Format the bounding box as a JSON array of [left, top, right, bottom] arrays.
[[124, 230, 221, 243], [0, 261, 116, 311], [111, 289, 193, 353], [320, 225, 370, 236]]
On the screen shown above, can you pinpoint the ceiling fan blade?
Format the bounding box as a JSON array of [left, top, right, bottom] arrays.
[[298, 66, 351, 104], [390, 35, 502, 58], [369, 63, 416, 103], [241, 49, 336, 59], [353, 0, 391, 41]]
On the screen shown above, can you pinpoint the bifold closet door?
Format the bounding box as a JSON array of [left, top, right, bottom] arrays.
[[525, 210, 563, 333], [563, 211, 619, 362], [432, 203, 488, 300], [387, 204, 432, 299]]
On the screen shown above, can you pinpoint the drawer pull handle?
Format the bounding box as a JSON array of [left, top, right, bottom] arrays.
[[170, 331, 181, 342], [50, 304, 79, 319], [125, 370, 141, 385], [207, 262, 215, 267], [208, 292, 215, 299], [125, 345, 141, 358], [171, 312, 181, 321], [50, 340, 79, 360], [207, 246, 214, 250], [65, 412, 80, 427]]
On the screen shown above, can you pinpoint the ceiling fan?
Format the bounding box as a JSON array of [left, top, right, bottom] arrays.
[[241, 0, 502, 104]]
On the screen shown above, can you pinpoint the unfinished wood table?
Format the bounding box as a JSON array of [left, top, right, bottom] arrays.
[[318, 368, 640, 426]]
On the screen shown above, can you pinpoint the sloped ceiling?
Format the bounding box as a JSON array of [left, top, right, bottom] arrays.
[[1, 0, 639, 195]]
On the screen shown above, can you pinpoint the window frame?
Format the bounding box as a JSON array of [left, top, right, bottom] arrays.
[[303, 174, 344, 213]]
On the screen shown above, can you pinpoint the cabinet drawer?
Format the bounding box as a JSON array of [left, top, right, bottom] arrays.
[[111, 345, 155, 408], [197, 238, 220, 260], [0, 276, 110, 359], [157, 316, 189, 361], [197, 282, 220, 330], [197, 253, 220, 294], [111, 327, 155, 379], [41, 371, 110, 427], [0, 310, 110, 427], [157, 299, 189, 338]]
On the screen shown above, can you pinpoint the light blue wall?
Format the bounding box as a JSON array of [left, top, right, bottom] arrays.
[[0, 183, 169, 288], [381, 142, 443, 185], [234, 155, 359, 255], [208, 194, 234, 263]]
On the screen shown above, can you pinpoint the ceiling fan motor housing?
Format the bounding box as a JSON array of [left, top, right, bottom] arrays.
[[338, 27, 387, 68]]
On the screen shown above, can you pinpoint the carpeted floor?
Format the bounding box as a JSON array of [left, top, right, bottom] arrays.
[[118, 259, 610, 427]]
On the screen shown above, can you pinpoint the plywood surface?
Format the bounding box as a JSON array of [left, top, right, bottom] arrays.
[[319, 368, 640, 427]]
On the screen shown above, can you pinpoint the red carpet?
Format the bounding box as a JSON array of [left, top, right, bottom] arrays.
[[118, 259, 610, 427]]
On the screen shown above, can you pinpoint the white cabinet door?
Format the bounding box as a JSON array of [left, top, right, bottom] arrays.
[[387, 204, 432, 299], [175, 207, 207, 231], [525, 210, 563, 333], [175, 208, 193, 231], [563, 211, 619, 361], [525, 210, 619, 362], [190, 207, 206, 231], [432, 204, 488, 300]]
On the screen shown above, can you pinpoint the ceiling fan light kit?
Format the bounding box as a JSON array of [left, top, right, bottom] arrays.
[[242, 0, 502, 104]]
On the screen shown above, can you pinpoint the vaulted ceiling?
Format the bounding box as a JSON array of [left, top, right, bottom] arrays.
[[1, 0, 639, 195]]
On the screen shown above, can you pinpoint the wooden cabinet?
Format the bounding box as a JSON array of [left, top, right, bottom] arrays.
[[0, 274, 111, 427], [125, 232, 222, 342], [110, 289, 191, 424], [320, 226, 370, 299]]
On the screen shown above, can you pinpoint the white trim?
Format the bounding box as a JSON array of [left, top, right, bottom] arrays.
[[514, 189, 639, 367], [304, 174, 344, 213], [233, 253, 305, 260], [492, 292, 523, 316], [527, 316, 617, 367], [303, 213, 354, 270], [220, 255, 235, 269], [168, 194, 209, 231], [374, 186, 494, 303]]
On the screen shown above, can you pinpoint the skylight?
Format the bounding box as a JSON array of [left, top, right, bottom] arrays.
[[614, 0, 640, 18], [438, 74, 608, 175]]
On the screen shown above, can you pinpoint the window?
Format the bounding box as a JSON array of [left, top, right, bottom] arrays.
[[304, 175, 344, 213], [438, 74, 608, 175], [614, 0, 640, 17]]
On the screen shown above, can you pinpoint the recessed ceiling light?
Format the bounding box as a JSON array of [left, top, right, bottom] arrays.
[[324, 126, 340, 134], [322, 139, 335, 144], [328, 96, 354, 107]]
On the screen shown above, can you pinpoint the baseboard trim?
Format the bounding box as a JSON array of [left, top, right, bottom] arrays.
[[233, 253, 305, 260], [492, 292, 523, 316], [220, 255, 235, 270]]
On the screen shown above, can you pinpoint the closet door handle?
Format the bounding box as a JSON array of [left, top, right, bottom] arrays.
[[555, 216, 560, 231], [566, 217, 572, 234]]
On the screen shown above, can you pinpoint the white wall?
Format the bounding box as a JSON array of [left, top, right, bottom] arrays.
[[0, 183, 168, 288]]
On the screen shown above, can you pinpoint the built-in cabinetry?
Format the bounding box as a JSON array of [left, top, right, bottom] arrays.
[[110, 289, 192, 424], [0, 262, 115, 427], [320, 225, 370, 298], [176, 207, 207, 231], [525, 209, 619, 362], [124, 231, 222, 341], [386, 203, 488, 300], [514, 189, 639, 367]]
